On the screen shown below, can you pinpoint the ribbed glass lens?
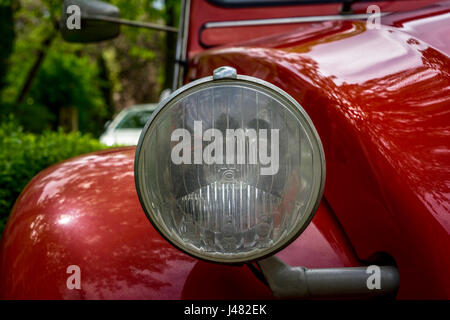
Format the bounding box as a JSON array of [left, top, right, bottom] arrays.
[[136, 78, 324, 263]]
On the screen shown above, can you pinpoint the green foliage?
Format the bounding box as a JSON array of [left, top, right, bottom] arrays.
[[30, 50, 108, 135], [0, 101, 55, 133], [31, 52, 99, 108], [3, 49, 109, 135], [0, 0, 174, 136], [0, 116, 106, 235], [0, 0, 16, 93], [0, 0, 181, 237]]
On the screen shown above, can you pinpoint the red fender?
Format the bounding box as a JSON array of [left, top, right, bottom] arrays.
[[0, 147, 359, 299]]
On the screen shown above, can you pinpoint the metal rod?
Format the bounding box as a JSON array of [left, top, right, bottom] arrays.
[[204, 12, 390, 29], [257, 256, 399, 299], [87, 15, 178, 33], [173, 0, 190, 90]]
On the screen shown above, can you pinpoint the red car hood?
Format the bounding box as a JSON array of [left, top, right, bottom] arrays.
[[189, 2, 450, 298]]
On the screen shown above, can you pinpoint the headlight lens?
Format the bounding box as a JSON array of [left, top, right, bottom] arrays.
[[135, 67, 325, 264]]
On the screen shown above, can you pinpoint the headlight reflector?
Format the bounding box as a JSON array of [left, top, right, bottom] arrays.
[[135, 67, 325, 264]]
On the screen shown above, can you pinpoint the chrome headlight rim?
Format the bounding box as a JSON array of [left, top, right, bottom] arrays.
[[135, 73, 326, 265]]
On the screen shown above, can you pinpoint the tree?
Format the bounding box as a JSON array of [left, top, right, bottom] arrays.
[[0, 0, 18, 94], [1, 0, 179, 135]]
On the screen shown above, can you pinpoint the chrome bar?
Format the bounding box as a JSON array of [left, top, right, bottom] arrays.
[[257, 256, 399, 299], [204, 12, 389, 29]]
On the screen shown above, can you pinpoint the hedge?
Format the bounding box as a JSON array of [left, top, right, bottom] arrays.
[[0, 117, 106, 236]]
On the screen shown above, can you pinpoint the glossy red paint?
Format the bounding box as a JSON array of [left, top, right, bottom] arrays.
[[0, 148, 359, 299], [189, 2, 450, 299], [2, 0, 449, 300], [188, 0, 444, 54]]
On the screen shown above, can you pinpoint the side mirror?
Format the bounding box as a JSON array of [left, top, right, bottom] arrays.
[[60, 0, 120, 43]]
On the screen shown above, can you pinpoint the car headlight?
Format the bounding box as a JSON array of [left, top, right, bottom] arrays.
[[135, 66, 325, 264]]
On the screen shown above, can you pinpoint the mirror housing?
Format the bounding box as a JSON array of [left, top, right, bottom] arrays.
[[60, 0, 120, 43]]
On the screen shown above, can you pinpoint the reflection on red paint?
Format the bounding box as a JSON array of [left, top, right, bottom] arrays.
[[0, 148, 358, 299], [189, 5, 450, 299]]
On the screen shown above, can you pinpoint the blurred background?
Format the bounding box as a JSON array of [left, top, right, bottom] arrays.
[[1, 0, 180, 134], [0, 0, 180, 234]]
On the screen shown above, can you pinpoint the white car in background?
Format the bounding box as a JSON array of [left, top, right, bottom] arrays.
[[100, 104, 158, 146]]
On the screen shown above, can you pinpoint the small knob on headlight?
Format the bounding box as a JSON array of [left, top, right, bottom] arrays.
[[213, 66, 237, 80]]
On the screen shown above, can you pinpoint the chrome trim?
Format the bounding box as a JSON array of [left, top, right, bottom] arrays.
[[204, 12, 390, 29], [213, 66, 237, 80], [257, 256, 400, 299], [173, 0, 191, 90]]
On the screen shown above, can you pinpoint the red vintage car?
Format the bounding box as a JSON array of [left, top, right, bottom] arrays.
[[0, 0, 449, 300]]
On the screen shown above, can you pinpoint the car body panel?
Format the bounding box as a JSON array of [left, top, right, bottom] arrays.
[[188, 0, 445, 54], [188, 2, 450, 299], [1, 0, 449, 300], [0, 148, 359, 299]]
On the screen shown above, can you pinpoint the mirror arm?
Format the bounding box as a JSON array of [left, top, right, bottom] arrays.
[[87, 15, 178, 33]]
